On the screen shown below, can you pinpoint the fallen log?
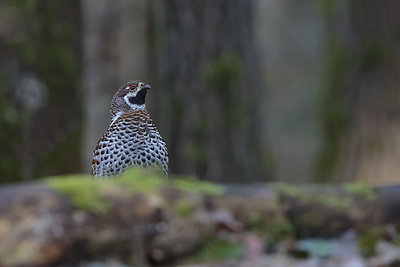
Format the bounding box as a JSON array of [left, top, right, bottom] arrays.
[[0, 169, 399, 266]]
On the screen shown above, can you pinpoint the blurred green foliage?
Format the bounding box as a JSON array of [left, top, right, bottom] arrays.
[[344, 182, 377, 200], [0, 0, 81, 182], [45, 174, 111, 213], [0, 0, 397, 184], [205, 53, 245, 127], [316, 38, 353, 182], [247, 215, 294, 242], [271, 183, 353, 210], [0, 76, 23, 181], [174, 200, 197, 218], [316, 0, 396, 182]]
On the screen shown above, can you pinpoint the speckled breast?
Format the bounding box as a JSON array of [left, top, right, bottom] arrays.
[[92, 110, 168, 176]]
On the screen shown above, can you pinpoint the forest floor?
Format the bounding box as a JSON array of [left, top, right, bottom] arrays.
[[74, 228, 400, 267]]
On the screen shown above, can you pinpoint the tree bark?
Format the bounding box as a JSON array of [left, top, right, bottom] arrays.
[[82, 0, 151, 174], [149, 0, 270, 182], [318, 0, 400, 184], [81, 0, 121, 173]]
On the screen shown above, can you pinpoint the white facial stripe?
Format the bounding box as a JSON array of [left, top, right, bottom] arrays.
[[110, 111, 122, 126], [126, 91, 138, 98]]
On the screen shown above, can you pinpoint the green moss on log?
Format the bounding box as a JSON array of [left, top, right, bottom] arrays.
[[270, 183, 308, 198], [270, 183, 353, 209], [358, 227, 385, 256], [344, 182, 377, 200], [44, 168, 223, 213], [45, 174, 110, 213], [187, 237, 243, 263], [117, 168, 166, 193], [174, 201, 197, 218], [248, 218, 294, 241]]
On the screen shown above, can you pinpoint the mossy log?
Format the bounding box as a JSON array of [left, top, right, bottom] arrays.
[[0, 169, 399, 266]]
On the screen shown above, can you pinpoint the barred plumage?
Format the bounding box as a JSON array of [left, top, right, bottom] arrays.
[[91, 81, 168, 176]]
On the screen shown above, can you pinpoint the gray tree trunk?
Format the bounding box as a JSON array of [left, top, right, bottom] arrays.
[[82, 0, 150, 173], [317, 0, 400, 184], [149, 0, 271, 182], [254, 0, 325, 183]]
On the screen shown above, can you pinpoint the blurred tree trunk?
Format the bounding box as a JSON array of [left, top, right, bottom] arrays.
[[317, 0, 400, 184], [82, 0, 121, 173], [254, 0, 325, 183], [82, 0, 150, 173], [149, 0, 271, 182]]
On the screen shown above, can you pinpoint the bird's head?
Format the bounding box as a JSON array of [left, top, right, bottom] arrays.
[[111, 80, 151, 115]]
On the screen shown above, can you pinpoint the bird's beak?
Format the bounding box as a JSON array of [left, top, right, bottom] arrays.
[[143, 84, 151, 90]]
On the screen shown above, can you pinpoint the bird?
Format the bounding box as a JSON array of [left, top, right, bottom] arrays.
[[91, 80, 168, 177]]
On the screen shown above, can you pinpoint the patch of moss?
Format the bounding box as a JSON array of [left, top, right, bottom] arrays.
[[172, 177, 224, 195], [358, 227, 385, 256], [174, 201, 197, 218], [43, 168, 224, 213], [190, 238, 243, 262], [270, 183, 308, 198], [270, 183, 353, 209], [117, 169, 224, 195], [117, 168, 166, 193], [239, 200, 294, 241], [248, 217, 294, 241], [263, 221, 294, 240], [45, 174, 111, 213], [44, 168, 166, 213], [344, 182, 376, 200], [313, 194, 353, 209]]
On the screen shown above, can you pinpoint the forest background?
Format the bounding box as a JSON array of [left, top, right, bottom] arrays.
[[1, 0, 399, 185]]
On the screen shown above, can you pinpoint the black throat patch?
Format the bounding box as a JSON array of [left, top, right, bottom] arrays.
[[128, 90, 147, 105]]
